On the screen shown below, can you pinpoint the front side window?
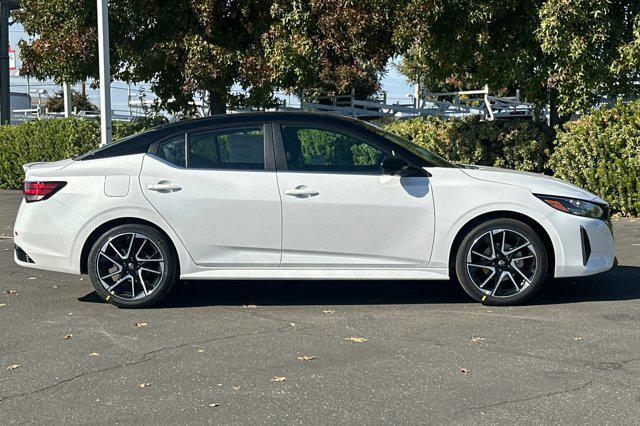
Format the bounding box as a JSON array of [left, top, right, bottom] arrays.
[[281, 125, 386, 173], [187, 127, 265, 170]]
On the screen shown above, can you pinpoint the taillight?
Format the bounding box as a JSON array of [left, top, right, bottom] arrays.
[[23, 181, 67, 203]]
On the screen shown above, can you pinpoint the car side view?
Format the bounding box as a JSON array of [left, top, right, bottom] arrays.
[[14, 112, 616, 307]]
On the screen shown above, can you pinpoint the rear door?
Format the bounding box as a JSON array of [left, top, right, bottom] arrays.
[[140, 124, 282, 266], [274, 122, 435, 267]]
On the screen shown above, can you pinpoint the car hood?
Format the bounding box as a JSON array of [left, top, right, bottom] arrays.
[[459, 165, 605, 203]]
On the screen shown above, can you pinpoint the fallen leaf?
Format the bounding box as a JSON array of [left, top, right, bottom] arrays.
[[209, 403, 220, 408], [322, 309, 335, 314], [28, 277, 36, 280], [7, 364, 20, 370], [574, 336, 584, 341], [470, 337, 485, 344], [134, 322, 148, 327], [138, 383, 150, 388], [242, 304, 257, 308], [270, 376, 286, 382], [346, 337, 368, 343], [297, 355, 315, 361], [64, 334, 73, 340], [6, 290, 17, 295], [460, 368, 469, 374], [89, 352, 100, 357]]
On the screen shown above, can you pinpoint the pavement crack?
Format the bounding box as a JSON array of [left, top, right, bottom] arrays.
[[469, 378, 598, 411], [0, 325, 295, 404]]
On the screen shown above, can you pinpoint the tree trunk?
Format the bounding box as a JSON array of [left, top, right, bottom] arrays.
[[208, 90, 226, 115]]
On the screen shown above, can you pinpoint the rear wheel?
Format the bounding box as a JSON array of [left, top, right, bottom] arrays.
[[455, 218, 548, 305], [88, 224, 178, 308]]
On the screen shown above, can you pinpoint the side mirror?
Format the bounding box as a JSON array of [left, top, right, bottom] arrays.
[[381, 156, 411, 176]]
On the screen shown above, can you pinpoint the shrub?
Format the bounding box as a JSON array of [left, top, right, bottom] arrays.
[[549, 101, 640, 216], [385, 115, 553, 173], [0, 117, 163, 190]]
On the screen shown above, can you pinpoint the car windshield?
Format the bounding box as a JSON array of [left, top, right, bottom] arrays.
[[364, 123, 457, 168]]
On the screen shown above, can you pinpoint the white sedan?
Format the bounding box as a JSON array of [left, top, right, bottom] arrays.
[[13, 112, 616, 307]]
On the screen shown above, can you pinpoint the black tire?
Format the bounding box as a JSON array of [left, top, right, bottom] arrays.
[[88, 224, 179, 308], [454, 218, 548, 306]]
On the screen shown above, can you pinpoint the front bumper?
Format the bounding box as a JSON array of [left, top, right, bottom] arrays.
[[547, 211, 616, 278]]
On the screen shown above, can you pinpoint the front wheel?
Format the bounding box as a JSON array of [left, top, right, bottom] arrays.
[[88, 224, 179, 308], [455, 218, 548, 306]]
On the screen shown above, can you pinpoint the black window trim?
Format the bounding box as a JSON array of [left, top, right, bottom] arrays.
[[272, 121, 425, 176], [147, 122, 276, 172]]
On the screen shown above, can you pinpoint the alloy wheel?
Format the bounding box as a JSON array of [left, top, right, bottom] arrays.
[[96, 232, 165, 300], [466, 228, 538, 298]]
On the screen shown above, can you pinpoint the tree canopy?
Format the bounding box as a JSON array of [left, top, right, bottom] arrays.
[[538, 0, 640, 115], [14, 0, 640, 118], [15, 0, 399, 114], [394, 0, 546, 105], [394, 0, 640, 119], [16, 0, 274, 114], [264, 0, 399, 99]]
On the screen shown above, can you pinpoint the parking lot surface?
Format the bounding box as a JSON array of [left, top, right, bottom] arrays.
[[1, 190, 639, 424]]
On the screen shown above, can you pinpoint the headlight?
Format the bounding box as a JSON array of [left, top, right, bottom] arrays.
[[535, 194, 607, 219]]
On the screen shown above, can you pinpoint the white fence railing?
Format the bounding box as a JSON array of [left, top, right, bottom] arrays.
[[10, 85, 536, 123], [286, 86, 535, 120]]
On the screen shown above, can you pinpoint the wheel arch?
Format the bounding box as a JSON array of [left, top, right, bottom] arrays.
[[80, 217, 180, 275], [448, 210, 556, 277]]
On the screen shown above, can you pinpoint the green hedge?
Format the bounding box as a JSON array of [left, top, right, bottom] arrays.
[[0, 118, 164, 190], [549, 101, 640, 216], [1, 111, 638, 215], [385, 115, 553, 173]]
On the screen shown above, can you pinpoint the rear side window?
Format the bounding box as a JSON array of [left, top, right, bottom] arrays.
[[188, 127, 265, 170], [157, 134, 186, 167]]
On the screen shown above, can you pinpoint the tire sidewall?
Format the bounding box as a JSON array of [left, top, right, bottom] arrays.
[[88, 224, 178, 308], [455, 219, 548, 306]]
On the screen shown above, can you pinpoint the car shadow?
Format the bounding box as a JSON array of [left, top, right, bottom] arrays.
[[77, 265, 640, 308]]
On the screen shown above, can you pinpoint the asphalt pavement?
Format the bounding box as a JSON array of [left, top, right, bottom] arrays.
[[1, 190, 639, 424]]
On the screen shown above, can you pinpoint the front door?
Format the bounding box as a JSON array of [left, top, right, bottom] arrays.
[[140, 125, 282, 266], [274, 123, 435, 267]]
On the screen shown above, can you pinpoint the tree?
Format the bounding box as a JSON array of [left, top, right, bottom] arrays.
[[263, 0, 400, 99], [538, 0, 640, 115], [394, 0, 547, 106], [394, 0, 640, 123], [16, 0, 401, 115], [46, 89, 97, 113], [15, 0, 276, 115]]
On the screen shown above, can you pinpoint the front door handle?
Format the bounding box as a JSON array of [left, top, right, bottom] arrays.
[[147, 182, 182, 192], [284, 186, 319, 198]]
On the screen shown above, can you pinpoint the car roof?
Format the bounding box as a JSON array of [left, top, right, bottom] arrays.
[[77, 112, 373, 161], [154, 111, 362, 132]]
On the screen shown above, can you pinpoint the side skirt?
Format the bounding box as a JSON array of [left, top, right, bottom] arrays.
[[180, 268, 450, 281]]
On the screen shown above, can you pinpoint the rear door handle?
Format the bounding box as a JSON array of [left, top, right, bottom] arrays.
[[147, 182, 181, 192], [284, 186, 319, 197]]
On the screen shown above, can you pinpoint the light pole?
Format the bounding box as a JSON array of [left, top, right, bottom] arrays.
[[97, 0, 112, 145], [0, 0, 19, 125]]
